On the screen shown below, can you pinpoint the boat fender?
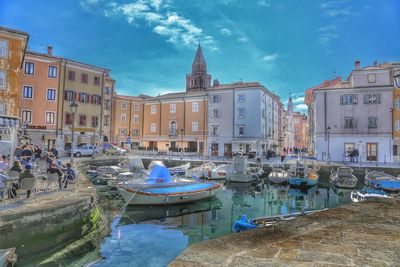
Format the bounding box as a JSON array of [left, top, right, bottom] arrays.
[[156, 178, 164, 183]]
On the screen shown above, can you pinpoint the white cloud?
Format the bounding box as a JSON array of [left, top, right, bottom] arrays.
[[325, 8, 351, 17], [238, 36, 248, 42], [220, 28, 232, 36], [262, 53, 280, 62], [318, 25, 337, 31], [86, 0, 217, 50], [318, 32, 338, 44], [292, 96, 305, 104], [295, 104, 308, 111], [257, 0, 271, 7]]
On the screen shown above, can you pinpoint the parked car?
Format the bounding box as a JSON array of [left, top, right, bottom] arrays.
[[105, 145, 127, 155], [69, 144, 99, 157]]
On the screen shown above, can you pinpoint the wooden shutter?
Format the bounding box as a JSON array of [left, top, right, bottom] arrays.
[[340, 96, 344, 104], [377, 94, 381, 104], [64, 91, 68, 101], [353, 95, 358, 104], [363, 95, 368, 104]]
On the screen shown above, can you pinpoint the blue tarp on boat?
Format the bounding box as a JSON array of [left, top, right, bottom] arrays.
[[147, 164, 172, 184]]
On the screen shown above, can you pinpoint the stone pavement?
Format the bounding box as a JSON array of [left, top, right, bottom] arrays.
[[170, 198, 400, 267]]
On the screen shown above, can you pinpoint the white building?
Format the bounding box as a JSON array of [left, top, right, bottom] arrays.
[[311, 60, 393, 163], [207, 81, 281, 157]]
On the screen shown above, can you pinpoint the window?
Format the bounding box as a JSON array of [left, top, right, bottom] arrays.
[[81, 73, 88, 83], [211, 143, 218, 156], [192, 121, 199, 132], [368, 117, 377, 128], [262, 109, 265, 118], [363, 94, 381, 104], [65, 113, 72, 125], [238, 94, 245, 103], [104, 100, 111, 110], [92, 116, 99, 127], [151, 123, 157, 132], [170, 104, 176, 113], [0, 40, 8, 57], [395, 98, 400, 110], [119, 128, 127, 136], [133, 129, 140, 136], [121, 114, 127, 123], [344, 117, 353, 128], [367, 74, 376, 83], [396, 120, 400, 132], [24, 62, 35, 75], [47, 89, 56, 101], [133, 115, 139, 124], [212, 95, 221, 103], [238, 108, 245, 119], [21, 110, 32, 123], [212, 109, 220, 118], [48, 66, 57, 78], [344, 143, 355, 157], [68, 70, 75, 81], [94, 76, 100, 85], [0, 71, 6, 89], [151, 105, 156, 114], [46, 112, 55, 124], [64, 90, 75, 101], [134, 104, 139, 111], [92, 95, 101, 105], [0, 102, 5, 115], [104, 115, 110, 126], [239, 126, 244, 135], [121, 102, 127, 110], [23, 86, 33, 99], [340, 94, 358, 105], [79, 115, 87, 126], [79, 93, 89, 103], [104, 87, 112, 94], [212, 126, 219, 136], [192, 102, 199, 112]]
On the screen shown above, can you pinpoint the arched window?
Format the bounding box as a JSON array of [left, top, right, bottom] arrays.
[[169, 120, 177, 135]]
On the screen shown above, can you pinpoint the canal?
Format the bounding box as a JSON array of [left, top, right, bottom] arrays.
[[72, 172, 359, 267]]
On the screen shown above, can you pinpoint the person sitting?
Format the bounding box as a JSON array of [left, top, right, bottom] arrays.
[[47, 161, 64, 188], [8, 160, 23, 198], [19, 163, 36, 198], [62, 163, 76, 188]]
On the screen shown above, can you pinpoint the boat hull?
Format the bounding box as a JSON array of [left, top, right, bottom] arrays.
[[329, 175, 358, 189], [268, 171, 289, 184], [118, 183, 222, 205], [365, 179, 400, 192], [288, 177, 318, 187], [227, 173, 258, 183]]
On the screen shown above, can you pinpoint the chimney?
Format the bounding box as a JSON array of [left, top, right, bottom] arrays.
[[354, 59, 360, 70], [47, 45, 53, 56]]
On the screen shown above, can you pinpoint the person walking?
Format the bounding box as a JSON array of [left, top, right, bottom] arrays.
[[280, 149, 286, 162], [353, 149, 359, 163]]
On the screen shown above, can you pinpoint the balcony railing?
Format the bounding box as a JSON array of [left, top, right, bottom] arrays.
[[168, 129, 177, 136]]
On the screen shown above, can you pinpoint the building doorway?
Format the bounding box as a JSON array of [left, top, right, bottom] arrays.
[[211, 143, 218, 156], [224, 143, 232, 157], [149, 141, 158, 150], [366, 143, 377, 161], [199, 142, 204, 155], [188, 141, 197, 152]]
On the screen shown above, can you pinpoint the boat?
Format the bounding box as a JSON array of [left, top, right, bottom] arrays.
[[364, 170, 400, 192], [207, 164, 228, 180], [169, 162, 191, 176], [148, 160, 165, 170], [118, 164, 222, 205], [268, 166, 289, 184], [330, 167, 358, 189], [351, 188, 393, 202], [107, 171, 147, 186], [0, 247, 17, 267], [232, 215, 258, 232], [288, 161, 319, 187], [185, 162, 216, 178]]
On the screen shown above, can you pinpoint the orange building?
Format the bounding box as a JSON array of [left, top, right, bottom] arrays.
[[20, 48, 61, 149], [0, 26, 29, 140], [293, 112, 308, 149]]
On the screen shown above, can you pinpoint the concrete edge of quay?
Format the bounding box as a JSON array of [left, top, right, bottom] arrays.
[[169, 197, 400, 267]]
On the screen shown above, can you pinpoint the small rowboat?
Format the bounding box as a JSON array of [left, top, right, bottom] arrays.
[[365, 170, 400, 192], [330, 167, 358, 189], [0, 247, 17, 267], [288, 161, 319, 187], [118, 164, 222, 205], [268, 167, 289, 184], [351, 188, 392, 202]]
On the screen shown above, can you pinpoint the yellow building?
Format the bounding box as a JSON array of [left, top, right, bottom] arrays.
[[58, 59, 112, 148], [0, 26, 29, 140]]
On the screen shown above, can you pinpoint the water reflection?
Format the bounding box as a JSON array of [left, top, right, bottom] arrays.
[[90, 180, 353, 267]]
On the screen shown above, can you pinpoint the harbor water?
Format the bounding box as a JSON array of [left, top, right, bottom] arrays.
[[74, 173, 358, 267]]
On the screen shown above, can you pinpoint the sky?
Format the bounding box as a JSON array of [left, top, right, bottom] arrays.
[[2, 0, 400, 112]]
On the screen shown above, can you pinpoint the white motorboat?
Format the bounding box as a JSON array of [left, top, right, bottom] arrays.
[[330, 167, 358, 189], [118, 164, 222, 205], [207, 164, 228, 180], [185, 162, 216, 178], [351, 188, 392, 202], [268, 167, 289, 184], [227, 156, 261, 183], [169, 162, 191, 176]]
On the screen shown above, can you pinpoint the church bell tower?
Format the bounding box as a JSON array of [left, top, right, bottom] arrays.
[[186, 44, 211, 92]]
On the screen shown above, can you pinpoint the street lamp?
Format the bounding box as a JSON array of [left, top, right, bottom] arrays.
[[69, 100, 78, 163], [327, 126, 331, 163], [180, 128, 184, 160]]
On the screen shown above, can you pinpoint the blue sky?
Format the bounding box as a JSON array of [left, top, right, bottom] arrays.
[[2, 0, 400, 111]]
